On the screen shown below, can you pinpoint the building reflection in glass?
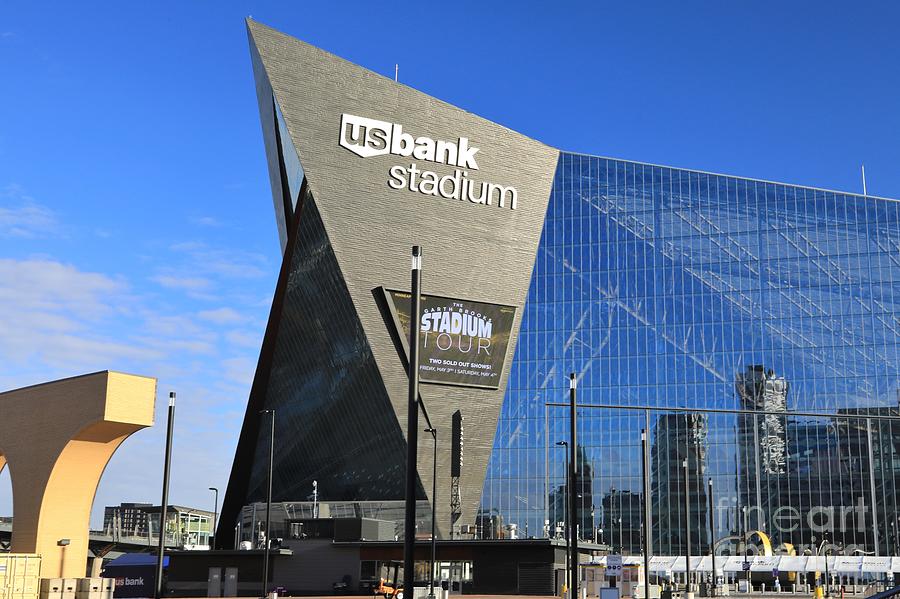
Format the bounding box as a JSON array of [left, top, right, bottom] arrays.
[[481, 154, 900, 557]]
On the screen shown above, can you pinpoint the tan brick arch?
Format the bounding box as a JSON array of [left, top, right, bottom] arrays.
[[0, 371, 155, 578]]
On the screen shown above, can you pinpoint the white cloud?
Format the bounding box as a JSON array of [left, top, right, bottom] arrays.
[[151, 274, 213, 292], [0, 185, 59, 238], [198, 307, 244, 325], [221, 356, 256, 387], [225, 329, 263, 348], [0, 259, 159, 372], [191, 216, 223, 227], [0, 258, 124, 317], [169, 241, 269, 279]]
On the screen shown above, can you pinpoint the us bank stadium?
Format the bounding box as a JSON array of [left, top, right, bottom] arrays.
[[213, 18, 900, 595]]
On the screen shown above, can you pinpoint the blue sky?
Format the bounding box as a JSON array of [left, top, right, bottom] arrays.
[[1, 2, 898, 526]]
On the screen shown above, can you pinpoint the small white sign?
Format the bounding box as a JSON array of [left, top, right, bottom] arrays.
[[607, 554, 623, 577]]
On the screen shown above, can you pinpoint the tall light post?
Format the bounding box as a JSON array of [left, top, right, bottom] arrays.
[[821, 533, 831, 598], [259, 409, 275, 599], [682, 457, 692, 595], [618, 488, 624, 552], [568, 373, 578, 599], [154, 392, 176, 599], [556, 441, 570, 594], [641, 429, 651, 599], [618, 518, 623, 554], [208, 487, 218, 549], [312, 481, 319, 518], [742, 505, 750, 592], [890, 521, 897, 557], [425, 427, 438, 599], [707, 478, 717, 597], [891, 517, 900, 556], [609, 486, 616, 552], [404, 246, 423, 599]]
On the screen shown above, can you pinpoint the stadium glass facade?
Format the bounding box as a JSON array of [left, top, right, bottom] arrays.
[[482, 153, 900, 556], [226, 21, 900, 563]]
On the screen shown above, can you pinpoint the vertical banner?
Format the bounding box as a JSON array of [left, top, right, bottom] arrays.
[[384, 289, 517, 389]]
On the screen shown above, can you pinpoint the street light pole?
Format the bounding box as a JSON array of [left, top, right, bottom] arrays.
[[259, 409, 275, 599], [425, 428, 438, 599], [617, 518, 623, 555], [312, 480, 319, 518], [742, 506, 750, 592], [707, 478, 717, 597], [208, 487, 218, 549], [404, 245, 423, 599], [610, 487, 616, 553], [568, 373, 578, 599], [154, 392, 176, 599], [641, 429, 651, 599], [556, 441, 570, 595], [683, 458, 692, 595]]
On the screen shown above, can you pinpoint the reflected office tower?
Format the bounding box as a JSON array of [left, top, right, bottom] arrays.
[[547, 445, 594, 541], [736, 366, 788, 535], [600, 489, 642, 554], [651, 414, 708, 556], [780, 420, 839, 548], [475, 509, 505, 540], [865, 406, 900, 556], [834, 407, 900, 554]]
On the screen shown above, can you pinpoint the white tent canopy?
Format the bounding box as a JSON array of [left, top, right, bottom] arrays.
[[606, 555, 900, 574]]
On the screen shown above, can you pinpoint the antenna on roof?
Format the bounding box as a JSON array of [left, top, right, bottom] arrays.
[[861, 164, 868, 196], [394, 64, 398, 82]]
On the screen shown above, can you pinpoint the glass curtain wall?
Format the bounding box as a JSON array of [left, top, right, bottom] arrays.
[[482, 154, 900, 557]]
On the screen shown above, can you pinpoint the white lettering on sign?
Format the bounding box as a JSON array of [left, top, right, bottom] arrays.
[[419, 304, 493, 356], [340, 114, 478, 168], [338, 113, 518, 210]]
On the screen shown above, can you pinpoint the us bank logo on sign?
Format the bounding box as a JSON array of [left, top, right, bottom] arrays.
[[339, 113, 479, 167], [339, 113, 519, 209]]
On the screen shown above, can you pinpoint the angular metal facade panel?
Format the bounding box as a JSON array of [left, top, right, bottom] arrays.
[[220, 20, 559, 544], [250, 194, 413, 503]]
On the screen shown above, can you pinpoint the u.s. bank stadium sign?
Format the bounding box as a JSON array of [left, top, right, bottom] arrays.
[[339, 113, 519, 210]]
